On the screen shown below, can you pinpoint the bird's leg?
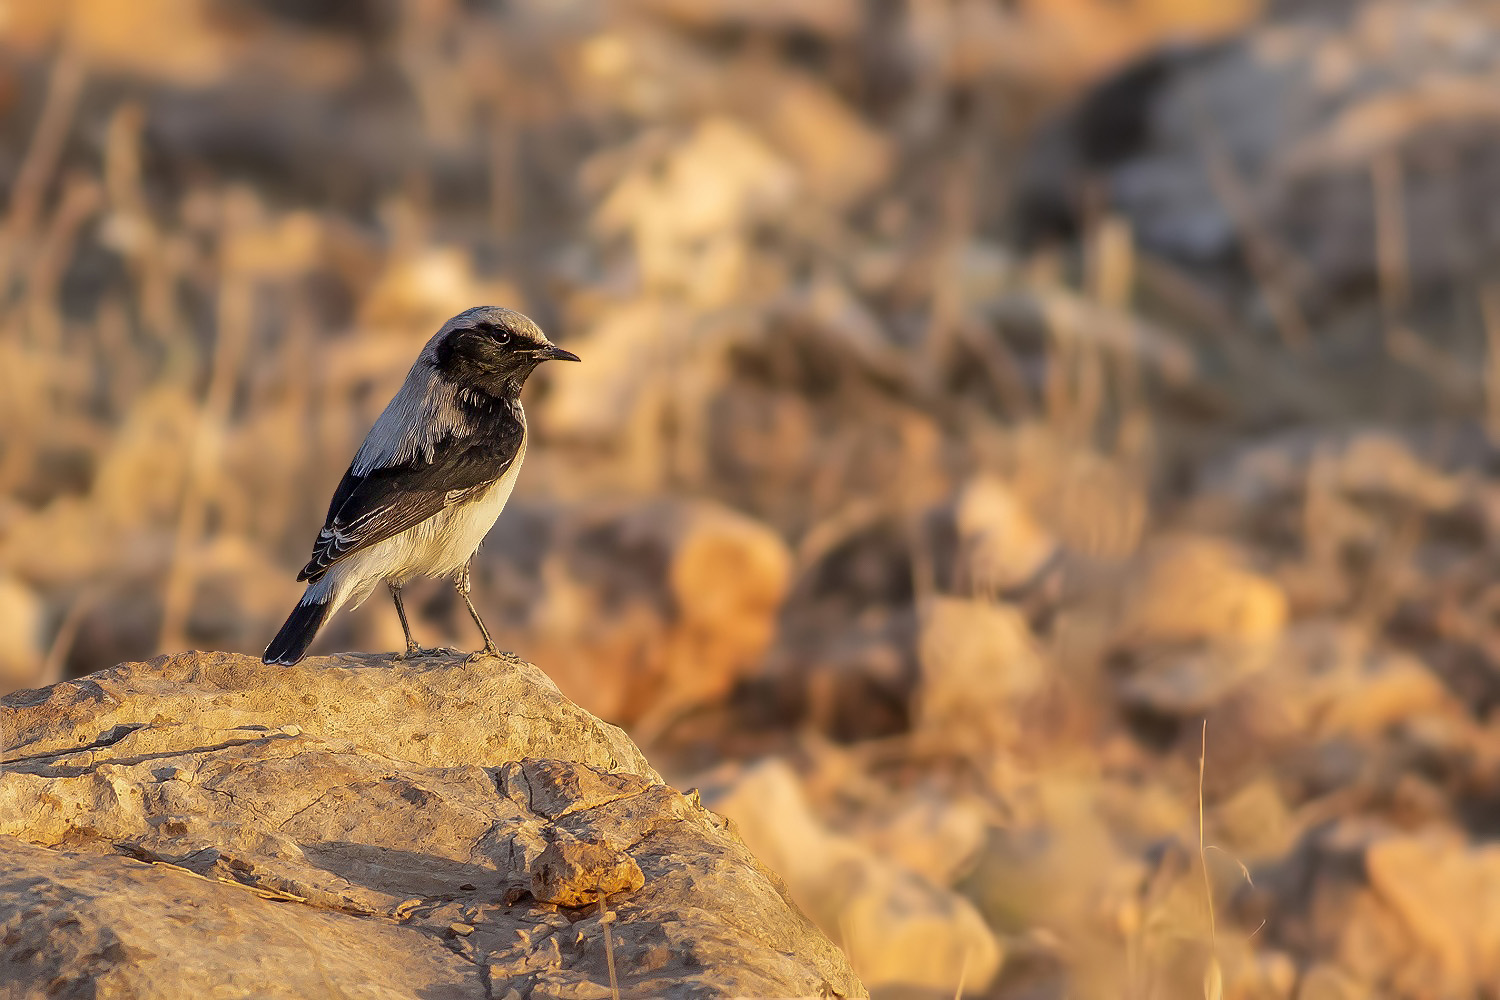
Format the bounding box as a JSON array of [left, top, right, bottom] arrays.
[[390, 583, 424, 658], [456, 561, 499, 660]]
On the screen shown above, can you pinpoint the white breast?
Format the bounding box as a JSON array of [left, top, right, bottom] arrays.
[[318, 428, 527, 611]]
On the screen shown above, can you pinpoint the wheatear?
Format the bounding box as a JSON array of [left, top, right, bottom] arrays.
[[263, 306, 579, 665]]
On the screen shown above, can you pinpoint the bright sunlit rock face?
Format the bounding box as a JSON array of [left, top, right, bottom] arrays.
[[0, 651, 864, 1000]]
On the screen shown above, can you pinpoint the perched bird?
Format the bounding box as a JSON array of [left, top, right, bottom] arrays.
[[263, 306, 579, 666]]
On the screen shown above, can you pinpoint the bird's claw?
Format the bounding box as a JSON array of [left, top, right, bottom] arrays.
[[396, 644, 463, 660]]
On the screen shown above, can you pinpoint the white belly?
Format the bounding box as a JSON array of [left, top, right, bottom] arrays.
[[319, 438, 526, 609]]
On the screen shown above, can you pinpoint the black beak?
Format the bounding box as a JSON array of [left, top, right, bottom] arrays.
[[541, 345, 581, 362]]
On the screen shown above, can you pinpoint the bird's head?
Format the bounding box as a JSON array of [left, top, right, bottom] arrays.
[[428, 306, 580, 398]]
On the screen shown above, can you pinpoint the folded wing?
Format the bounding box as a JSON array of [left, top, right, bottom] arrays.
[[298, 392, 524, 583]]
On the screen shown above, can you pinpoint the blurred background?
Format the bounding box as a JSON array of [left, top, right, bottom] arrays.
[[4, 0, 1500, 996]]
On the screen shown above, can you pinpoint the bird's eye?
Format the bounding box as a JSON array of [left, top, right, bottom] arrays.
[[494, 329, 511, 345]]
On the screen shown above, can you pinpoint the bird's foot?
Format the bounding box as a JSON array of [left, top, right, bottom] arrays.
[[465, 642, 505, 665], [396, 644, 462, 660]]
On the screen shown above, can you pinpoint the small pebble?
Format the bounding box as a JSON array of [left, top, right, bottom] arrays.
[[449, 922, 475, 936]]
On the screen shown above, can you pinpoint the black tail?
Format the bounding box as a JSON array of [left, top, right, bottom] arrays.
[[263, 597, 333, 665]]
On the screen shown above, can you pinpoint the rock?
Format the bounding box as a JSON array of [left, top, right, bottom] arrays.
[[476, 498, 792, 733], [704, 759, 1002, 997], [625, 0, 862, 39], [747, 72, 894, 209], [939, 475, 1059, 595], [1117, 536, 1288, 646], [1365, 833, 1500, 994], [1, 650, 654, 779], [0, 651, 864, 1000], [1297, 964, 1364, 1000], [0, 576, 46, 691], [1023, 0, 1500, 305], [915, 597, 1046, 749], [64, 0, 239, 86], [530, 838, 646, 907], [0, 837, 484, 999], [1018, 0, 1500, 422], [853, 790, 990, 889], [590, 116, 799, 303]]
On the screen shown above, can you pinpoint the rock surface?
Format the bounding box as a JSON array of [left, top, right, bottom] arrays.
[[0, 651, 865, 1000]]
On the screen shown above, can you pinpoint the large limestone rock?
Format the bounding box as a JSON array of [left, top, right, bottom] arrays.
[[0, 651, 865, 999]]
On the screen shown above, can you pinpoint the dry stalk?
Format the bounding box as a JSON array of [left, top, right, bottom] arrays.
[[158, 190, 259, 651]]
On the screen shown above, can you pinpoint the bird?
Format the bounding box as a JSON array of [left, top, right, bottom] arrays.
[[262, 305, 579, 666]]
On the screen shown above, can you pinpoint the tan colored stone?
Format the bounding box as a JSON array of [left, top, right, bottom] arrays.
[[1365, 833, 1500, 994], [0, 837, 482, 1000], [530, 839, 646, 907], [953, 475, 1058, 593], [1119, 537, 1288, 645], [626, 0, 861, 38], [916, 597, 1046, 747], [0, 651, 864, 1000], [2, 650, 656, 779], [751, 73, 893, 209], [0, 576, 45, 691], [706, 759, 1002, 996], [482, 498, 792, 730]]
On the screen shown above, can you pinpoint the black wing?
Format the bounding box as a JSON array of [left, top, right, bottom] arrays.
[[298, 413, 525, 583]]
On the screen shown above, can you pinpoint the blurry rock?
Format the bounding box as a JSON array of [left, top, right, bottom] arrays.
[[959, 779, 1135, 946], [1117, 633, 1286, 721], [0, 651, 864, 999], [1297, 963, 1364, 1000], [627, 0, 861, 38], [0, 576, 45, 691], [1203, 429, 1469, 514], [855, 791, 989, 888], [1365, 833, 1500, 994], [1022, 1, 1500, 298], [1007, 425, 1150, 561], [66, 0, 239, 85], [1211, 776, 1295, 863], [357, 247, 523, 342], [1019, 0, 1500, 426], [951, 475, 1059, 593], [592, 116, 798, 301], [705, 759, 1002, 997], [916, 597, 1046, 748], [748, 72, 893, 209], [1118, 536, 1287, 645], [540, 299, 695, 445], [1314, 648, 1460, 739], [1110, 538, 1287, 726], [478, 497, 792, 731]]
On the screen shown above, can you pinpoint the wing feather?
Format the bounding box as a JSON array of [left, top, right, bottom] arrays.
[[298, 391, 524, 583]]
